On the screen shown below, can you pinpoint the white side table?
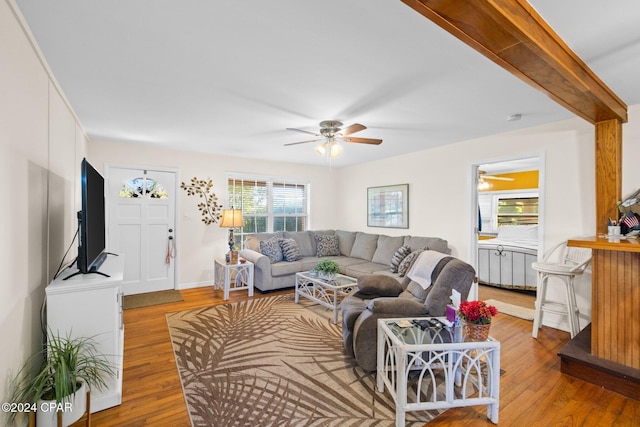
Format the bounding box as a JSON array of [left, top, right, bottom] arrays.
[[377, 317, 500, 426], [214, 259, 254, 300]]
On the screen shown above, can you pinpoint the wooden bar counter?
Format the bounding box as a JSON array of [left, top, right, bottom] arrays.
[[567, 236, 640, 369]]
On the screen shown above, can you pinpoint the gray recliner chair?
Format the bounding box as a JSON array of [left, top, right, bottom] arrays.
[[341, 256, 475, 371]]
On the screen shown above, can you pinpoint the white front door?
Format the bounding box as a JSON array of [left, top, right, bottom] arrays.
[[106, 166, 177, 295]]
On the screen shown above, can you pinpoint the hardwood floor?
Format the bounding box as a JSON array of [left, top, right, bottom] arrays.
[[81, 286, 640, 426], [478, 284, 536, 310]]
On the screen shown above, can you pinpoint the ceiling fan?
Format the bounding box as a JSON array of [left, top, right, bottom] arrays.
[[284, 120, 382, 158]]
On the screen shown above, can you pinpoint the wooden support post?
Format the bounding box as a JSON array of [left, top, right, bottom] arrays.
[[595, 119, 623, 234]]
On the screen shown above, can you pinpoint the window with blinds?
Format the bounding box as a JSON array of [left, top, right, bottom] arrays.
[[227, 175, 310, 248], [478, 191, 539, 233], [497, 197, 538, 226]]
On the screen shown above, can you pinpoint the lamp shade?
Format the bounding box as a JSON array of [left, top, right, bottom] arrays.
[[219, 209, 244, 228]]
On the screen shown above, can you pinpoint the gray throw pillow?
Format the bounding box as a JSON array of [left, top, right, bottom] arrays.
[[397, 250, 423, 277], [279, 238, 302, 262], [315, 234, 340, 257], [356, 274, 403, 297], [259, 236, 284, 263], [390, 245, 411, 273]]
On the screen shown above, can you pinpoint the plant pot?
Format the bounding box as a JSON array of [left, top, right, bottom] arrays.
[[318, 271, 336, 281], [36, 381, 87, 427], [462, 321, 491, 342]]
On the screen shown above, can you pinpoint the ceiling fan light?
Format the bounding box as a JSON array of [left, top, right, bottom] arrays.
[[329, 141, 343, 158], [315, 143, 326, 156], [478, 180, 491, 190]]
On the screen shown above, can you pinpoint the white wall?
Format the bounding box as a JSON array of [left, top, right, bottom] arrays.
[[87, 140, 339, 287], [0, 0, 88, 420]]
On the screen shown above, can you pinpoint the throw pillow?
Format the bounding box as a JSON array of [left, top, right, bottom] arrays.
[[390, 245, 411, 273], [397, 250, 423, 277], [315, 234, 340, 257], [356, 274, 403, 297], [279, 238, 302, 262], [259, 236, 284, 263]]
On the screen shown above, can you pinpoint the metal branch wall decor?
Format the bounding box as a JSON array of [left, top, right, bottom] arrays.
[[180, 177, 222, 225]]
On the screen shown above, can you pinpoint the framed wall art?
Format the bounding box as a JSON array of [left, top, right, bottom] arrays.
[[367, 184, 409, 228]]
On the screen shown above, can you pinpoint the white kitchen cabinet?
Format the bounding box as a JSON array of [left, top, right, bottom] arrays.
[[45, 255, 124, 412]]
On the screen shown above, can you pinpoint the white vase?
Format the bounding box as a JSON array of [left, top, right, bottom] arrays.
[[36, 381, 87, 427]]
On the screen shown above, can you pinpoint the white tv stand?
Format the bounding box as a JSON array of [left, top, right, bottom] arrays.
[[46, 254, 124, 413]]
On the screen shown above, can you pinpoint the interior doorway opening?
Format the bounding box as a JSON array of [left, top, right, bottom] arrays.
[[469, 155, 544, 311]]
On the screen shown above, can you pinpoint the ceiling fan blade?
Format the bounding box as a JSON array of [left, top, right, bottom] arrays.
[[341, 123, 366, 136], [342, 137, 383, 145], [286, 127, 321, 136], [284, 139, 323, 146], [483, 175, 515, 181]]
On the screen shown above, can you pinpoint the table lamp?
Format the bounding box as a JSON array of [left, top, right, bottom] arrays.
[[219, 209, 244, 262]]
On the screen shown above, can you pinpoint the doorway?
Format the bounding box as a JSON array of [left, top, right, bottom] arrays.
[[106, 165, 177, 295], [469, 155, 544, 306]]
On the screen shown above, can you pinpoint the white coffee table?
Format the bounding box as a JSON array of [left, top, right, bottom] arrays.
[[294, 271, 357, 324], [377, 317, 500, 426]]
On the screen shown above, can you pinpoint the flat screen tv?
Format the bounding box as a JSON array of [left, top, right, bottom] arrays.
[[77, 158, 107, 275]]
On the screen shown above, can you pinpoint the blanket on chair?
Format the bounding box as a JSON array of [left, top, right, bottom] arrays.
[[407, 250, 449, 289]]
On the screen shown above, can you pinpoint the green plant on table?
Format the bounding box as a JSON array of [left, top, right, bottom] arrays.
[[316, 259, 340, 275]]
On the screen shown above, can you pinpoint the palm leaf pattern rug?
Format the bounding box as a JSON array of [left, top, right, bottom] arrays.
[[166, 294, 454, 426]]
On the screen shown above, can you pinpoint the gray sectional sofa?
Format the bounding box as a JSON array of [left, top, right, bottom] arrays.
[[238, 230, 451, 292]]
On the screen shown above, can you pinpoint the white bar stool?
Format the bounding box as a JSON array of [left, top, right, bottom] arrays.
[[531, 241, 591, 338]]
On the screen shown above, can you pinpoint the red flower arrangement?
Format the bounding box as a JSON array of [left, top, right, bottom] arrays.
[[458, 300, 498, 325]]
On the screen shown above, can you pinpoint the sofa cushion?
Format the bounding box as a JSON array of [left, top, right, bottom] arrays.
[[401, 280, 430, 302], [403, 236, 450, 254], [246, 232, 284, 252], [397, 250, 423, 277], [315, 234, 340, 257], [372, 235, 405, 265], [390, 245, 411, 273], [279, 238, 302, 262], [350, 232, 379, 261], [271, 260, 303, 277], [345, 262, 388, 278], [335, 230, 357, 256], [259, 236, 284, 263], [355, 274, 403, 298], [283, 231, 314, 257]]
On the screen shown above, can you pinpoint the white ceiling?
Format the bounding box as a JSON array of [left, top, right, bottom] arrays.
[[14, 0, 640, 168]]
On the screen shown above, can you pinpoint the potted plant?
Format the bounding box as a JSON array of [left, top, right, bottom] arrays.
[[315, 258, 340, 281], [10, 331, 115, 427], [458, 300, 498, 341]]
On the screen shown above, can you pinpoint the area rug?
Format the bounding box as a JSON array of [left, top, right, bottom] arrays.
[[486, 298, 535, 321], [166, 294, 464, 426], [123, 289, 183, 309]]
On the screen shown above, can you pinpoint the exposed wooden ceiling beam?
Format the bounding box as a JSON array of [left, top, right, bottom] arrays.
[[401, 0, 628, 124]]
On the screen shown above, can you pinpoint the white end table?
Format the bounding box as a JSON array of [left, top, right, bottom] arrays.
[[377, 317, 500, 426], [214, 258, 254, 300]]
